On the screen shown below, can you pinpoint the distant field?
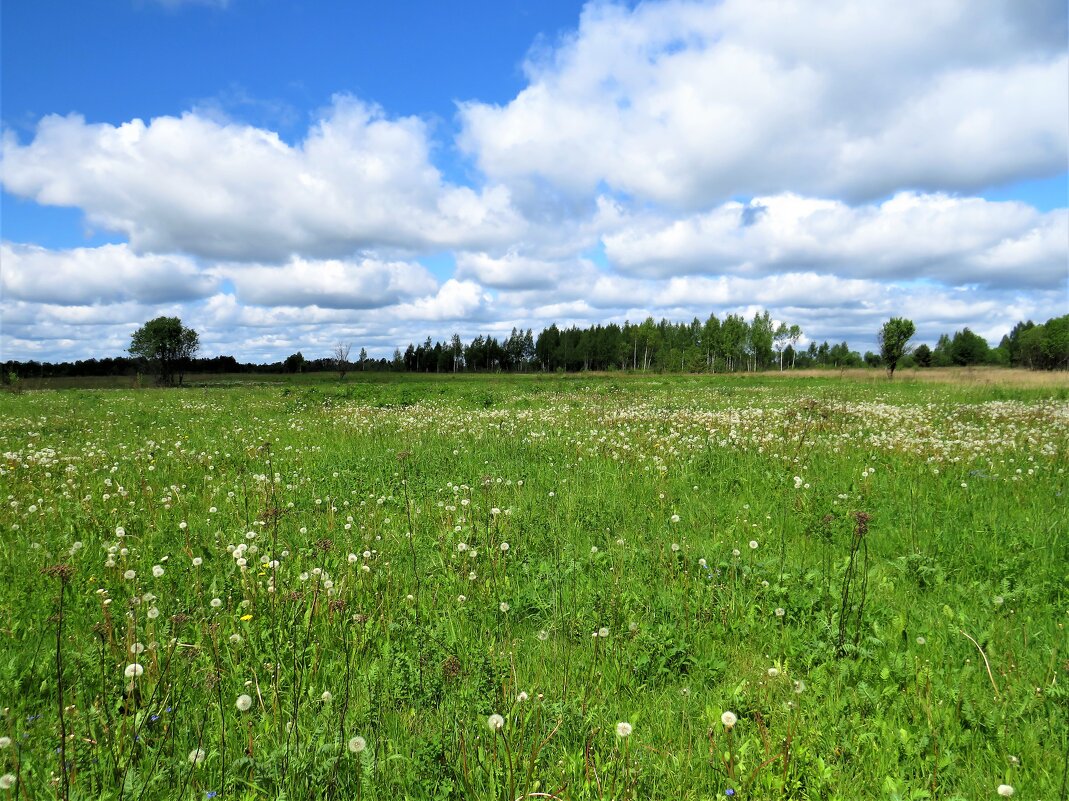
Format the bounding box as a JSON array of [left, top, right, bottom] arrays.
[[1, 373, 1065, 799]]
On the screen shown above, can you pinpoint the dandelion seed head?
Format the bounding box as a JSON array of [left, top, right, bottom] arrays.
[[124, 663, 144, 678], [721, 711, 737, 729], [615, 721, 633, 737], [997, 785, 1014, 797], [235, 694, 253, 712], [188, 748, 206, 766], [348, 735, 367, 754], [487, 714, 505, 732]]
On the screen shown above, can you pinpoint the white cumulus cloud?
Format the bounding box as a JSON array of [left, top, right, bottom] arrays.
[[1, 96, 524, 261], [603, 193, 1068, 288], [459, 0, 1067, 206]]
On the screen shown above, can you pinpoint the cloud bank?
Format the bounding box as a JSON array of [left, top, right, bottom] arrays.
[[2, 0, 1065, 362]]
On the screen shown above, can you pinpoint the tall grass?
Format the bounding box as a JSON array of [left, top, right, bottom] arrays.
[[0, 374, 1065, 799]]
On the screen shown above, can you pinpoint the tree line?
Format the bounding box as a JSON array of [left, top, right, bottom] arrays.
[[3, 312, 1066, 383]]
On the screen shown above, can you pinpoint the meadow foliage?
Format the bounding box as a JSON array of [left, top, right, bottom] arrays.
[[0, 373, 1065, 799]]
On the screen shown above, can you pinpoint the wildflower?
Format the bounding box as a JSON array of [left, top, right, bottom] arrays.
[[499, 602, 510, 613], [598, 627, 609, 638], [0, 736, 12, 748], [124, 663, 144, 678], [240, 614, 253, 622], [192, 557, 203, 567], [615, 721, 633, 737], [517, 691, 529, 702], [721, 711, 737, 729], [210, 598, 222, 609], [670, 514, 680, 523], [767, 667, 779, 678], [775, 607, 785, 618], [698, 558, 707, 568], [348, 735, 367, 753], [537, 630, 549, 641], [147, 607, 160, 620], [793, 680, 806, 694], [188, 748, 206, 766], [124, 570, 136, 580], [487, 714, 505, 732], [997, 786, 1014, 797], [152, 565, 164, 577], [749, 540, 759, 550], [0, 774, 15, 790], [321, 691, 333, 703], [500, 542, 509, 552], [671, 543, 681, 552], [235, 694, 253, 712], [916, 636, 926, 645], [732, 549, 741, 557]]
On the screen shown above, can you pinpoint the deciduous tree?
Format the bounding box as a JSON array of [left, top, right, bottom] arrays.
[[129, 316, 199, 385]]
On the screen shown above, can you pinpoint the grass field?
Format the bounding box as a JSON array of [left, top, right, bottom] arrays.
[[1, 372, 1066, 799]]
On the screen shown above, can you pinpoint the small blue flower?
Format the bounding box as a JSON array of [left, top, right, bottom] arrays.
[[725, 790, 736, 797], [205, 793, 218, 799]]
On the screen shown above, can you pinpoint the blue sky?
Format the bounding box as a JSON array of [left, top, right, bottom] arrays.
[[2, 0, 1067, 362]]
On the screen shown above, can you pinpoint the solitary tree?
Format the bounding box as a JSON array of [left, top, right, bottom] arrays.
[[129, 316, 199, 385], [878, 317, 915, 379], [283, 352, 305, 373], [332, 344, 352, 379]]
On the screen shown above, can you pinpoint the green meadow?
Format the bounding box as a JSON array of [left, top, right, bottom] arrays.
[[1, 372, 1066, 800]]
